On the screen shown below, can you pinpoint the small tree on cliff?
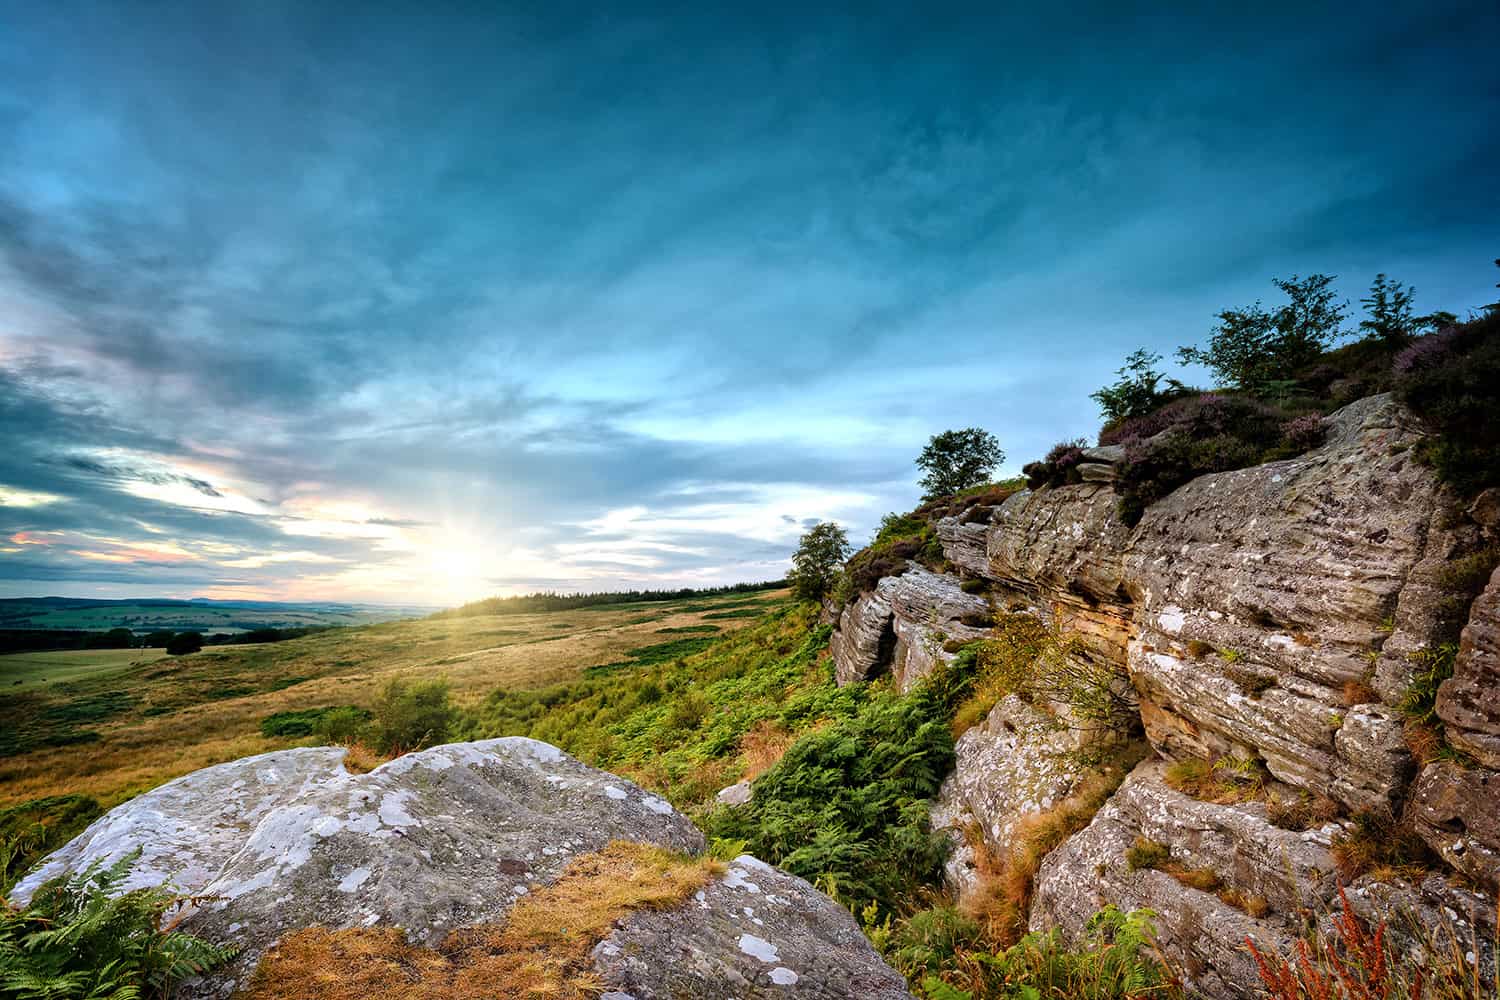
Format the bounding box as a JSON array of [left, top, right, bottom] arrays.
[[916, 428, 1004, 500], [1178, 273, 1347, 393], [1359, 273, 1421, 346], [787, 521, 850, 603]]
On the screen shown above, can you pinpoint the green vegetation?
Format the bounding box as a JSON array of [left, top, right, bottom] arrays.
[[1392, 310, 1500, 494], [1090, 350, 1188, 426], [1124, 837, 1170, 872], [891, 905, 1176, 1000], [0, 796, 101, 896], [704, 664, 962, 917], [369, 677, 456, 755], [164, 631, 203, 656], [0, 851, 236, 999], [918, 428, 1005, 501], [258, 705, 371, 740], [0, 649, 167, 693], [1177, 273, 1348, 394], [787, 521, 852, 603], [431, 581, 784, 619]]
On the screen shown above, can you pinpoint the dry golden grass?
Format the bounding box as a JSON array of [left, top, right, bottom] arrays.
[[243, 840, 722, 1000], [739, 719, 798, 780], [0, 593, 785, 809]]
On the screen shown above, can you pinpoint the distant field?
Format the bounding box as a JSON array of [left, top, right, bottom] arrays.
[[0, 597, 430, 634], [0, 648, 169, 691], [0, 588, 789, 809]]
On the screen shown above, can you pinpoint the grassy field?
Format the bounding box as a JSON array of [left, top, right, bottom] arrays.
[[0, 597, 430, 634], [0, 590, 787, 810], [1, 648, 169, 691]]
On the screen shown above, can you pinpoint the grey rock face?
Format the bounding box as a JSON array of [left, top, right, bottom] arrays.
[[593, 854, 913, 999], [1030, 761, 1338, 1000], [932, 696, 1094, 900], [10, 746, 349, 904], [831, 564, 989, 690], [1410, 762, 1500, 891], [1438, 564, 1500, 769], [1123, 394, 1463, 810], [17, 739, 910, 1000]]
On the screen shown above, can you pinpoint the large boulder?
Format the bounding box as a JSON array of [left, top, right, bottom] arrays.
[[14, 739, 912, 1000], [594, 854, 912, 999]]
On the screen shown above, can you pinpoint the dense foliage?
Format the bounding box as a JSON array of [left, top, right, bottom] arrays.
[[1177, 274, 1348, 394], [787, 521, 851, 603], [1392, 311, 1500, 495], [918, 429, 1005, 501], [0, 852, 235, 999], [704, 670, 963, 917], [369, 677, 456, 755]]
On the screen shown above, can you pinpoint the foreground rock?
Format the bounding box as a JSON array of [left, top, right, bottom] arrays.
[[16, 739, 911, 1000]]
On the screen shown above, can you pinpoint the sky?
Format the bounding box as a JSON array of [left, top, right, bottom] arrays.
[[1, 2, 1497, 606]]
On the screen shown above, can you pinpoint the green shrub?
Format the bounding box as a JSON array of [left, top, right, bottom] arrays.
[[0, 850, 236, 998], [1, 795, 101, 895], [917, 906, 1176, 1000], [1393, 312, 1500, 495], [164, 632, 203, 656], [370, 677, 456, 755], [703, 661, 969, 917], [258, 705, 371, 741]]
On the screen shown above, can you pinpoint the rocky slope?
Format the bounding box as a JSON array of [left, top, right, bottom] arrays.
[[14, 739, 912, 1000], [833, 393, 1500, 993]]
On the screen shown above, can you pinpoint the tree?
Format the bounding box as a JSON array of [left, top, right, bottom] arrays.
[[787, 521, 851, 603], [1090, 349, 1185, 424], [165, 631, 203, 656], [370, 676, 455, 755], [1359, 273, 1420, 346], [1178, 274, 1347, 393], [915, 428, 1004, 500], [104, 628, 135, 648]]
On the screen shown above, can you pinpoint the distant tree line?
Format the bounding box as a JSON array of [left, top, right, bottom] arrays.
[[430, 580, 787, 619], [0, 625, 330, 655]]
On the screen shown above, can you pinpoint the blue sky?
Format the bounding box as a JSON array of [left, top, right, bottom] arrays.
[[1, 2, 1497, 604]]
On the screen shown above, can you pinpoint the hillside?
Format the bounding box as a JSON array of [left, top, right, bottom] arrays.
[[0, 596, 431, 634]]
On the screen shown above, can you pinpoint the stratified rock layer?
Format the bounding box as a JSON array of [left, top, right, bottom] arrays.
[[1030, 761, 1339, 1000], [832, 563, 989, 690], [16, 740, 911, 1000]]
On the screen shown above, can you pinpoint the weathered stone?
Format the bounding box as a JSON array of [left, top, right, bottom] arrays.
[[932, 696, 1092, 900], [1469, 487, 1500, 534], [1124, 395, 1462, 810], [1081, 444, 1126, 464], [832, 564, 989, 690], [11, 746, 350, 904], [716, 780, 754, 807], [1030, 760, 1338, 1000], [1078, 461, 1117, 483], [593, 854, 913, 999], [1342, 874, 1496, 983], [1438, 564, 1500, 768], [1409, 762, 1500, 891], [19, 739, 909, 999]]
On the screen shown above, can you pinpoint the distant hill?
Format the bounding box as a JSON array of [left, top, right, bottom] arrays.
[[0, 597, 434, 634]]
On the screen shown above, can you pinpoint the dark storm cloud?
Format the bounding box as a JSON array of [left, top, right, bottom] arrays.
[[1, 1, 1497, 599]]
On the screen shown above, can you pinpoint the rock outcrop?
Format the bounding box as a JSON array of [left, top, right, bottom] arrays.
[[1030, 761, 1339, 1000], [16, 740, 912, 1000], [831, 392, 1500, 992], [831, 563, 990, 689]]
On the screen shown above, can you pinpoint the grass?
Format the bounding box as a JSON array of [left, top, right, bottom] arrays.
[[0, 591, 787, 811], [242, 840, 721, 1000], [0, 647, 167, 692]]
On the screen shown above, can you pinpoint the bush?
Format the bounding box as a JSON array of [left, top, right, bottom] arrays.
[[1393, 312, 1500, 495], [164, 631, 203, 656], [370, 677, 456, 755], [916, 906, 1177, 1000], [259, 705, 371, 740], [1110, 394, 1287, 525], [1022, 439, 1088, 490], [703, 665, 965, 918], [0, 850, 236, 998]]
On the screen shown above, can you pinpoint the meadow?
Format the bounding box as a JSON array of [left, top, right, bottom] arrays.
[[0, 590, 787, 813]]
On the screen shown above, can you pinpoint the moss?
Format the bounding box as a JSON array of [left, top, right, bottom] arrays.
[[1125, 836, 1170, 871]]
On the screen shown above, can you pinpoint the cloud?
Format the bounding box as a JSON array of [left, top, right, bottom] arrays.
[[0, 1, 1496, 600]]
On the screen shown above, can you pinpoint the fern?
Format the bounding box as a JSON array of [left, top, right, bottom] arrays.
[[0, 849, 236, 1000]]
